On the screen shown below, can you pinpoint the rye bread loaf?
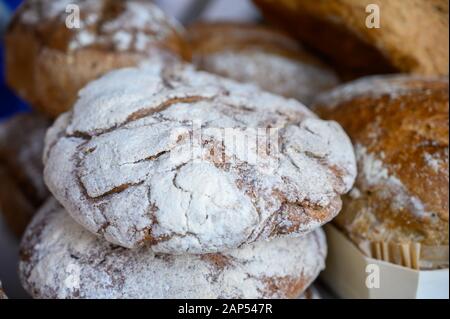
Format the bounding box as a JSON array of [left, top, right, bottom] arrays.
[[313, 75, 449, 253], [187, 22, 338, 105], [254, 0, 449, 77], [20, 199, 327, 299], [43, 62, 356, 253], [5, 0, 190, 117]]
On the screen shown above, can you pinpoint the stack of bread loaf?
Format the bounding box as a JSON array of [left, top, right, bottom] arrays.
[[1, 0, 448, 299], [1, 0, 359, 299]]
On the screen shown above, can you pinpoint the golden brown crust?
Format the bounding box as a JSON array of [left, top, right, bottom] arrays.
[[5, 0, 190, 118], [0, 113, 50, 236], [254, 0, 449, 77], [186, 22, 339, 104], [313, 75, 449, 247]]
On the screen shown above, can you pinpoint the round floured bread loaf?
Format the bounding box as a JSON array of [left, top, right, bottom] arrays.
[[186, 22, 339, 105], [43, 62, 356, 253], [5, 0, 190, 118], [0, 112, 50, 236], [20, 199, 327, 299], [254, 0, 449, 77], [313, 75, 449, 249]]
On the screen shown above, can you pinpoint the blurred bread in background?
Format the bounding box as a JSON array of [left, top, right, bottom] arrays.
[[254, 0, 449, 78], [0, 112, 50, 237], [5, 0, 191, 118], [187, 22, 339, 104]]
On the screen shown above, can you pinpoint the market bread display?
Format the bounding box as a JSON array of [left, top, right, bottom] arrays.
[[253, 0, 449, 77], [19, 199, 326, 299], [5, 0, 190, 118], [0, 112, 50, 236], [3, 0, 446, 300], [42, 62, 356, 253], [186, 22, 339, 104], [313, 75, 449, 269]]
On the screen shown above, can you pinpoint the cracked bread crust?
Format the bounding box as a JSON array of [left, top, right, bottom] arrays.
[[186, 22, 339, 105], [5, 0, 190, 117], [43, 62, 356, 253], [20, 199, 326, 299], [313, 75, 449, 247], [0, 113, 50, 236]]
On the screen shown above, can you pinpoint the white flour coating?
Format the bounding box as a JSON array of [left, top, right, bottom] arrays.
[[424, 152, 446, 173], [20, 0, 77, 24], [43, 62, 356, 253], [194, 50, 338, 105], [314, 74, 450, 110], [0, 113, 50, 201], [20, 199, 327, 299], [18, 0, 182, 53], [356, 144, 433, 220]]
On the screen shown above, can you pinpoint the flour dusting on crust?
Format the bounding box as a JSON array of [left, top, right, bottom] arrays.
[[43, 62, 356, 253], [194, 50, 338, 105], [20, 199, 327, 299], [356, 145, 433, 220], [315, 75, 449, 247], [314, 74, 450, 110], [17, 0, 183, 53]]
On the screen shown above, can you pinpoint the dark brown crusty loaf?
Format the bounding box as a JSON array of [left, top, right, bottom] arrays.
[[0, 113, 50, 237], [313, 75, 449, 254], [5, 0, 190, 118], [254, 0, 449, 77], [186, 22, 338, 104]]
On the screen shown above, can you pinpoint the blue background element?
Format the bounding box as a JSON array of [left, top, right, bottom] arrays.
[[1, 0, 30, 120], [5, 0, 21, 9]]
